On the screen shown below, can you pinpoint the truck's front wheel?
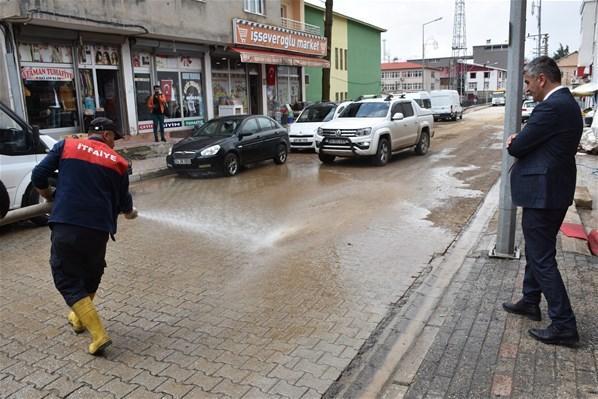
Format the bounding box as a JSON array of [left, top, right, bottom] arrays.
[[318, 152, 335, 164], [372, 137, 390, 166]]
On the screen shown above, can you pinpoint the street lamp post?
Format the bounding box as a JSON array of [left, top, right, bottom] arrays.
[[422, 17, 442, 91]]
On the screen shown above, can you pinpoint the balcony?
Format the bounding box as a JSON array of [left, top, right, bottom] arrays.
[[281, 17, 321, 35]]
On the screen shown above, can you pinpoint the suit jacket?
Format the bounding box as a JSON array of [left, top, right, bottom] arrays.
[[508, 88, 583, 209]]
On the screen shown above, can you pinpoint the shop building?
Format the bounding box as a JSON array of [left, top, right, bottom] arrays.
[[0, 0, 327, 138], [304, 3, 385, 102], [380, 62, 440, 93]]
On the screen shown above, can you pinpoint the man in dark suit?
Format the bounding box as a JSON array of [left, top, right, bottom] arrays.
[[502, 56, 583, 347]]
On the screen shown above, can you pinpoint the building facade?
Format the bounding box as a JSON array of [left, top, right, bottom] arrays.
[[472, 41, 508, 70], [0, 0, 328, 138], [462, 63, 507, 103], [578, 0, 597, 84], [556, 51, 580, 88], [380, 62, 440, 93], [304, 3, 385, 103]]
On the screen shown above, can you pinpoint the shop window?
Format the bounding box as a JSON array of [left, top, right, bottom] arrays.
[[157, 71, 181, 118], [78, 44, 122, 132], [134, 73, 152, 122], [22, 78, 79, 130], [212, 56, 248, 117], [244, 0, 264, 15]]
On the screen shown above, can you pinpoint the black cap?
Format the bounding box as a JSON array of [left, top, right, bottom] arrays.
[[88, 117, 123, 140]]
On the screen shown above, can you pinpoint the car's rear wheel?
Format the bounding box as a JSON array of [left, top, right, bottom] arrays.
[[318, 152, 335, 164], [459, 113, 463, 120], [273, 144, 288, 165], [415, 130, 430, 155], [372, 137, 390, 166], [223, 153, 240, 177]]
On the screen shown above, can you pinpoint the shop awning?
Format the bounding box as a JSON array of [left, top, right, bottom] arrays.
[[230, 47, 330, 68], [571, 82, 598, 97]]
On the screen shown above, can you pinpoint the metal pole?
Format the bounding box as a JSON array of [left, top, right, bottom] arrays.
[[537, 0, 542, 57], [422, 25, 425, 91], [422, 17, 442, 92], [491, 0, 526, 258]]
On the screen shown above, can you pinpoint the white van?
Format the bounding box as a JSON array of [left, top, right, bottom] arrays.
[[403, 91, 432, 110], [0, 101, 56, 225], [430, 90, 463, 121]]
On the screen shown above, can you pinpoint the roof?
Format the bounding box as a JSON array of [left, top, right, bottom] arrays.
[[304, 2, 386, 32], [381, 62, 440, 71]]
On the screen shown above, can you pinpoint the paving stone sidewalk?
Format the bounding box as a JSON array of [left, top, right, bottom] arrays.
[[396, 224, 598, 398]]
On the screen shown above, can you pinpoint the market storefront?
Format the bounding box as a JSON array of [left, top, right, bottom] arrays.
[[15, 26, 128, 137], [230, 19, 329, 125], [131, 40, 207, 135]]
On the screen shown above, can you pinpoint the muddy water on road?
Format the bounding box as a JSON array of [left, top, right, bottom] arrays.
[[0, 106, 506, 396]]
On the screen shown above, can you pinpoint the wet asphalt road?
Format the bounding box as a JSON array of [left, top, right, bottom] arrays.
[[0, 106, 505, 398]]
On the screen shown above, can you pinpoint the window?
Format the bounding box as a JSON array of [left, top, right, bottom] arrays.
[[483, 82, 489, 90], [399, 103, 414, 117], [468, 82, 477, 90], [257, 116, 275, 131], [430, 83, 435, 90], [344, 49, 348, 70], [241, 118, 259, 134], [0, 107, 28, 155], [244, 0, 264, 14], [484, 72, 490, 78], [344, 92, 348, 100], [335, 92, 339, 102], [335, 48, 339, 69], [431, 71, 435, 78], [305, 74, 310, 85], [470, 72, 476, 79], [339, 49, 343, 70]]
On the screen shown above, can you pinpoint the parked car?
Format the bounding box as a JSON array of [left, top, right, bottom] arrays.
[[0, 101, 56, 225], [521, 100, 537, 123], [491, 91, 506, 106], [430, 90, 463, 121], [288, 101, 351, 150], [166, 115, 289, 177], [314, 95, 434, 166]]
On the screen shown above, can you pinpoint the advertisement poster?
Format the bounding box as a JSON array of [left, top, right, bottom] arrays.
[[133, 52, 151, 68], [94, 46, 119, 66], [21, 67, 74, 81]]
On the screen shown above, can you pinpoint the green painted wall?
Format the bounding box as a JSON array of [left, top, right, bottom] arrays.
[[304, 5, 382, 102], [305, 6, 323, 102], [347, 20, 381, 99]]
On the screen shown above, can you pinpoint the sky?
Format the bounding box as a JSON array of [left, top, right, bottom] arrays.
[[305, 0, 583, 62]]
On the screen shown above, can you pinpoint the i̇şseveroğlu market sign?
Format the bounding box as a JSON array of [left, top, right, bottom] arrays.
[[21, 67, 74, 81], [232, 19, 326, 57]]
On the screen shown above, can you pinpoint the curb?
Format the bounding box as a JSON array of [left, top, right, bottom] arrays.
[[129, 167, 175, 183]]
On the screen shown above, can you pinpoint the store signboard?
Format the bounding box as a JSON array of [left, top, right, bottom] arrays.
[[21, 67, 74, 81], [232, 19, 326, 56]]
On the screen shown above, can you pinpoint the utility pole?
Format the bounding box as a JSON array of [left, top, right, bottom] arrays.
[[491, 0, 526, 258], [321, 0, 333, 102], [532, 0, 542, 56]]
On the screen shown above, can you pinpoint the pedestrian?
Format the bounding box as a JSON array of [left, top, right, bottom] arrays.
[[147, 85, 168, 142], [503, 56, 583, 347], [32, 117, 138, 355]]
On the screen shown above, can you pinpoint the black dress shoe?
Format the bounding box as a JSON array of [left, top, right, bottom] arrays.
[[502, 299, 541, 321], [529, 325, 579, 347]]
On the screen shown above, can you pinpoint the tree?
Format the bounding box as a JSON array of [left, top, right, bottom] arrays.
[[321, 0, 333, 101], [553, 43, 570, 61]]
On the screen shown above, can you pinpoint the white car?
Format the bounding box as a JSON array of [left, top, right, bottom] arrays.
[[521, 100, 537, 123], [315, 96, 434, 166], [0, 101, 57, 225], [288, 101, 351, 150]]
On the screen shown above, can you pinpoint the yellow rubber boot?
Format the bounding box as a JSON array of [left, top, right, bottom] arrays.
[[71, 296, 111, 355], [67, 293, 95, 334]]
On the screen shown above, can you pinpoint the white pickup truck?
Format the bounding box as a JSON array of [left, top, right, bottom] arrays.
[[315, 96, 434, 166]]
